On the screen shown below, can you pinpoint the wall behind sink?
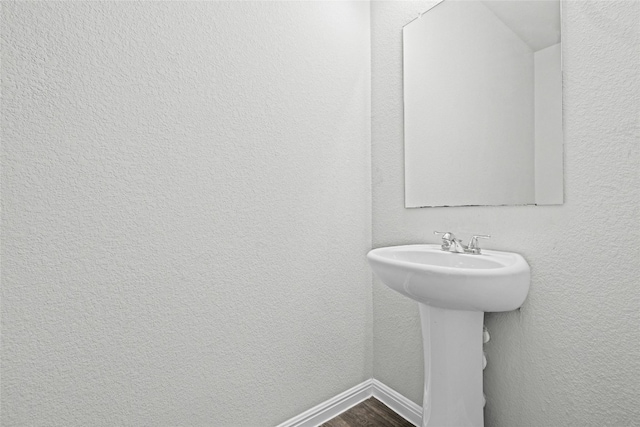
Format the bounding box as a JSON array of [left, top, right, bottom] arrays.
[[1, 2, 372, 425], [371, 1, 639, 426]]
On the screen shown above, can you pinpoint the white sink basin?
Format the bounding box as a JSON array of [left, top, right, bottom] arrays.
[[367, 244, 531, 426], [367, 244, 530, 312]]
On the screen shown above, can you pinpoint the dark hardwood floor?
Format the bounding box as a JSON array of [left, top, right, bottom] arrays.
[[320, 398, 414, 427]]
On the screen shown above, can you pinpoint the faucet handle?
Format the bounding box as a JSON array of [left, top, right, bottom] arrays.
[[467, 235, 491, 254], [434, 231, 455, 239], [434, 231, 456, 251]]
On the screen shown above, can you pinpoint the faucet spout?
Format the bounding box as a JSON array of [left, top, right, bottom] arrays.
[[433, 231, 491, 254], [449, 238, 466, 253]]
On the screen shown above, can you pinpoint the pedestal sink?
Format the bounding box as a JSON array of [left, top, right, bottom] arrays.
[[367, 244, 530, 427]]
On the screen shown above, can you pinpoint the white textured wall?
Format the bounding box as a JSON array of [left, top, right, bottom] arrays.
[[1, 2, 372, 426], [372, 1, 639, 426]]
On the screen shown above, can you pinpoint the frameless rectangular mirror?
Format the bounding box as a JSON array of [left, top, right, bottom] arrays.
[[403, 0, 563, 208]]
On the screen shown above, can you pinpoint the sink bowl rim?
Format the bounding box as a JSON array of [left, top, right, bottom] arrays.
[[367, 244, 529, 277]]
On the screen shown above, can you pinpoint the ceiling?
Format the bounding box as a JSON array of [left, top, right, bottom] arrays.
[[481, 0, 561, 51]]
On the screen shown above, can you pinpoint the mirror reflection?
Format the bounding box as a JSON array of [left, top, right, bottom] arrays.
[[403, 0, 563, 207]]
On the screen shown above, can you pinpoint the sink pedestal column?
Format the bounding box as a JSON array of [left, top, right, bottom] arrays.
[[419, 304, 484, 427]]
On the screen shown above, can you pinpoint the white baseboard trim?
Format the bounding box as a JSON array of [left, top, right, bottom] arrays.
[[275, 380, 373, 427], [275, 379, 422, 427], [371, 379, 422, 427]]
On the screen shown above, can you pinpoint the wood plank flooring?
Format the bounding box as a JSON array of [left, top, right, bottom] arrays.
[[320, 397, 414, 427]]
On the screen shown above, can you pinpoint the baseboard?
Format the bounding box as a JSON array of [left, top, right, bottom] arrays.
[[275, 379, 422, 427], [275, 380, 373, 427], [371, 379, 422, 427]]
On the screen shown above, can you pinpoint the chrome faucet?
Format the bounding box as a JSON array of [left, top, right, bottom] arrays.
[[434, 231, 491, 255], [433, 231, 466, 253]]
